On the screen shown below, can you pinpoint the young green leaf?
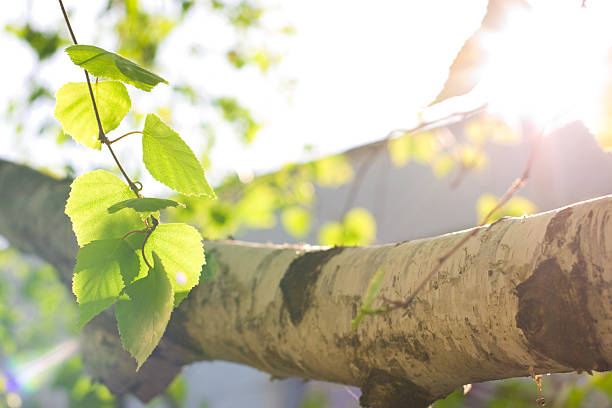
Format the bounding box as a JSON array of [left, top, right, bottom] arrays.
[[143, 223, 205, 304], [142, 113, 215, 197], [108, 197, 184, 214], [65, 170, 144, 246], [54, 81, 131, 149], [363, 267, 386, 309], [351, 267, 386, 330], [73, 239, 139, 328], [66, 45, 168, 92], [115, 252, 174, 370]]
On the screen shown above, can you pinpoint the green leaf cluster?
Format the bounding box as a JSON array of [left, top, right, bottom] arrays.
[[6, 23, 65, 60], [57, 44, 213, 369], [214, 97, 261, 143], [66, 170, 206, 368]]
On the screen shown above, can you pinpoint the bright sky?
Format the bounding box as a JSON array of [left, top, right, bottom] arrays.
[[3, 0, 612, 191], [0, 0, 488, 188]]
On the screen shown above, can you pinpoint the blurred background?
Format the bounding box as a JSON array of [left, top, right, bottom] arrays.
[[2, 0, 612, 407]]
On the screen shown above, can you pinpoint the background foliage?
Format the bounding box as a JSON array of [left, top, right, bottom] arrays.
[[2, 0, 612, 407]]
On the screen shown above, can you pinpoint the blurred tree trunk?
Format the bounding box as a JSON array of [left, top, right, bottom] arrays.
[[1, 159, 611, 408]]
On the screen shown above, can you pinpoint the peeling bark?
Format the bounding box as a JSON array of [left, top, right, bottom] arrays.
[[2, 159, 612, 408]]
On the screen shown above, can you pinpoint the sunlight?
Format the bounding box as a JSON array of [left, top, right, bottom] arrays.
[[475, 0, 612, 130], [5, 339, 79, 394]]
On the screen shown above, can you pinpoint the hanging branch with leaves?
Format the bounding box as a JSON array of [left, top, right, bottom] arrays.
[[56, 0, 214, 370]]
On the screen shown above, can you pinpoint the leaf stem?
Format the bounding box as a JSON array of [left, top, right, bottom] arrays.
[[121, 228, 148, 240], [58, 0, 140, 197], [141, 217, 159, 269], [109, 131, 143, 145], [57, 0, 77, 44]]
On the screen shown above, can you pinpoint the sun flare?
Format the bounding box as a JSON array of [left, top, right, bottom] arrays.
[[475, 0, 612, 130]]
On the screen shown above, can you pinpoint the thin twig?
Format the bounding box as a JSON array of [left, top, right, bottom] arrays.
[[141, 216, 159, 269], [141, 229, 154, 269], [121, 228, 148, 240], [339, 143, 384, 218], [109, 130, 143, 144], [383, 129, 543, 311], [58, 0, 140, 197], [57, 0, 77, 44]]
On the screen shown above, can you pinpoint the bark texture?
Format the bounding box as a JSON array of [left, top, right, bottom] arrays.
[[1, 159, 612, 408]]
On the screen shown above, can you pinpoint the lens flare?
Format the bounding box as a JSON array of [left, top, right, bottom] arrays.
[[474, 0, 612, 129]]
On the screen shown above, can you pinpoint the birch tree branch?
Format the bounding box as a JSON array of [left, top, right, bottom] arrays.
[[1, 159, 611, 408]]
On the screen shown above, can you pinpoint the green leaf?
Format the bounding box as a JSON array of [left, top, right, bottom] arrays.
[[363, 267, 385, 309], [144, 223, 205, 304], [351, 267, 386, 330], [387, 131, 439, 167], [476, 194, 536, 224], [318, 208, 376, 246], [115, 252, 173, 370], [66, 45, 168, 92], [66, 170, 144, 246], [108, 198, 184, 214], [142, 113, 215, 197], [54, 81, 131, 149], [313, 155, 353, 187], [281, 206, 311, 238], [73, 239, 139, 328]]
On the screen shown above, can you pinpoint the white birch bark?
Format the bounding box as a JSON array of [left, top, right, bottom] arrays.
[[1, 159, 611, 408]]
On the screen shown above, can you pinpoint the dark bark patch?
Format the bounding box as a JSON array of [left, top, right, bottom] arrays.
[[516, 258, 609, 371], [377, 334, 430, 363], [360, 369, 432, 408], [280, 246, 344, 325], [263, 347, 301, 375], [545, 207, 572, 247]]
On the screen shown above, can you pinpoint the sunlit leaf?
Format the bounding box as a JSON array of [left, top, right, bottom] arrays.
[[54, 81, 131, 149], [465, 115, 518, 145], [318, 222, 343, 247], [237, 185, 276, 229], [115, 6, 175, 66], [318, 208, 376, 246], [65, 170, 143, 246], [313, 155, 353, 187], [73, 239, 139, 328], [66, 45, 168, 92], [432, 153, 456, 178], [6, 24, 64, 60], [591, 371, 612, 399], [165, 375, 187, 406], [363, 267, 385, 309], [432, 389, 465, 407], [227, 2, 263, 28], [214, 97, 261, 143], [108, 198, 184, 214], [388, 131, 439, 167], [430, 0, 530, 105], [116, 253, 173, 370], [281, 206, 311, 238], [586, 84, 612, 151], [351, 267, 386, 330], [458, 145, 488, 170], [143, 223, 205, 304], [477, 193, 536, 223], [142, 113, 215, 197]]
